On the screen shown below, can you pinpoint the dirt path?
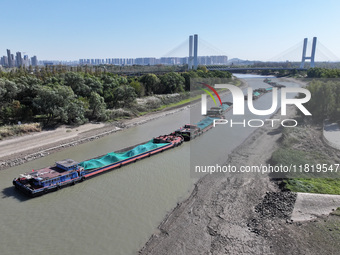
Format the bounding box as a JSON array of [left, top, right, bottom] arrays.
[[0, 123, 106, 159]]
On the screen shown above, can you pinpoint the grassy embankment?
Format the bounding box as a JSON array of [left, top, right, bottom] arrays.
[[270, 126, 340, 195], [0, 123, 41, 140]]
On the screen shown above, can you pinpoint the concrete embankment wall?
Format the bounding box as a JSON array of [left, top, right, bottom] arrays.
[[323, 120, 340, 150]]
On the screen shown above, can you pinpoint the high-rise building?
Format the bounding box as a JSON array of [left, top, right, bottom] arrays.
[[31, 56, 38, 66], [7, 49, 13, 67], [16, 52, 23, 67], [11, 54, 15, 66], [0, 56, 8, 66], [23, 55, 29, 67]]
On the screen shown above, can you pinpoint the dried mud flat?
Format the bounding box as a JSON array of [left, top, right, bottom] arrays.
[[139, 108, 340, 255]]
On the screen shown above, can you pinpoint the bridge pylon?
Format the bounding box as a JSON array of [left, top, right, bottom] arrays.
[[300, 37, 317, 69], [188, 34, 198, 70], [193, 34, 198, 70], [188, 35, 193, 70]]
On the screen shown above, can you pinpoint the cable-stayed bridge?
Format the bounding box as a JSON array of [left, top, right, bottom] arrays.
[[163, 35, 339, 72]]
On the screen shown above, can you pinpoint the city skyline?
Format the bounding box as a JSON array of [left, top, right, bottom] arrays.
[[1, 0, 340, 61], [1, 48, 230, 67], [79, 55, 228, 66], [1, 49, 38, 68]]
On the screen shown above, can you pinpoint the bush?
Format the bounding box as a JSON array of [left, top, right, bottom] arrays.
[[0, 123, 41, 139], [106, 109, 134, 119]]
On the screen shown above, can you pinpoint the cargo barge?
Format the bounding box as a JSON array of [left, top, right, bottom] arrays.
[[174, 116, 219, 141], [263, 78, 286, 88], [206, 101, 232, 116], [244, 87, 273, 100], [175, 102, 232, 141], [13, 134, 183, 197]]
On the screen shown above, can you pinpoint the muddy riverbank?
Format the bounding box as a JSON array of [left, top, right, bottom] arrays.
[[139, 106, 340, 255]]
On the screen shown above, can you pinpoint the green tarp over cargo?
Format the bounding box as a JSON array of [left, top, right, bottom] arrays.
[[79, 140, 169, 170], [221, 104, 230, 111], [196, 116, 219, 130]]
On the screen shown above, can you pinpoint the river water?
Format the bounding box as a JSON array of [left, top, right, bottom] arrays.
[[0, 75, 299, 255]]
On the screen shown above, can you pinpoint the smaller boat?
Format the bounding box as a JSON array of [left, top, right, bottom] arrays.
[[175, 116, 220, 141], [263, 78, 286, 88], [175, 102, 233, 141], [207, 102, 233, 116], [245, 88, 273, 100], [174, 124, 200, 141]]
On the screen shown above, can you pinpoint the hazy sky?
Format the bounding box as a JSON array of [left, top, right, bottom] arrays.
[[1, 0, 339, 61]]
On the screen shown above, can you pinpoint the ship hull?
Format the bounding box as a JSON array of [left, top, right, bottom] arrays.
[[13, 135, 183, 197]]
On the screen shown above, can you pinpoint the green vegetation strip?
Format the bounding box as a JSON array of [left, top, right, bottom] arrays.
[[0, 123, 41, 140], [284, 179, 340, 195], [271, 127, 340, 195], [154, 95, 198, 111]]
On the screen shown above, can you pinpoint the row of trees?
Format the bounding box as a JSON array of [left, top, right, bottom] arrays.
[[308, 80, 340, 121], [2, 64, 188, 79], [307, 67, 340, 78], [0, 67, 232, 125], [0, 76, 109, 125]]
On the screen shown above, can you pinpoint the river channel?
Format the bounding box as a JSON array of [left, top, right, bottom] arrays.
[[0, 74, 300, 255]]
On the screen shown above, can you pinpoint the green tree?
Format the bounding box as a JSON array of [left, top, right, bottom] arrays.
[[129, 80, 143, 97], [304, 80, 340, 122], [85, 75, 103, 95], [307, 68, 323, 78], [63, 72, 90, 97], [101, 75, 119, 91], [67, 99, 87, 124], [15, 76, 41, 117], [181, 71, 198, 91], [208, 70, 232, 78], [159, 72, 185, 94], [140, 74, 160, 95], [197, 65, 208, 73], [114, 85, 137, 108], [88, 92, 107, 121], [0, 79, 19, 103], [33, 85, 79, 124]]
